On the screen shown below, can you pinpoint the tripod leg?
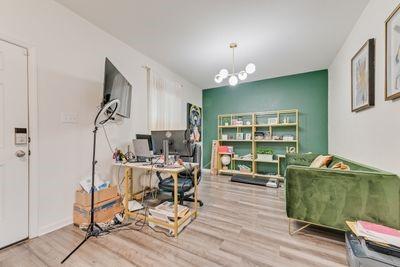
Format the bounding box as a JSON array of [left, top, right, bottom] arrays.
[[94, 223, 104, 231], [61, 235, 90, 264]]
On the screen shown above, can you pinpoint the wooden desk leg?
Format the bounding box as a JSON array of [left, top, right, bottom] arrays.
[[124, 167, 132, 217], [194, 166, 199, 218], [172, 172, 178, 237]]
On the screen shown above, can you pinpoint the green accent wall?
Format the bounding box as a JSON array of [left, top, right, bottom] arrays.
[[202, 70, 328, 168]]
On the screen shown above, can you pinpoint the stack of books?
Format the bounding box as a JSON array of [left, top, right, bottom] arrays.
[[346, 220, 400, 257]]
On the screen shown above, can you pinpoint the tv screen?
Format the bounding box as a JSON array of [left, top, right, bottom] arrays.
[[103, 58, 132, 118]]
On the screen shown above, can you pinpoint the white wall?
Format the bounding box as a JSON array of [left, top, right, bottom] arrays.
[[329, 0, 400, 174], [0, 0, 201, 235]]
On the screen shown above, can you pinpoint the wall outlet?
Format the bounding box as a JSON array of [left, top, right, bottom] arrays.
[[61, 112, 78, 124]]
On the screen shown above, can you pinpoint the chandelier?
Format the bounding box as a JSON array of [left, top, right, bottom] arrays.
[[214, 43, 256, 86]]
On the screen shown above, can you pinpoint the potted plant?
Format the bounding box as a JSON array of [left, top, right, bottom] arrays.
[[222, 117, 231, 126], [257, 147, 274, 161]]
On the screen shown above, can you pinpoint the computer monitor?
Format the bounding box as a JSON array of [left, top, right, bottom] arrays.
[[151, 130, 192, 156], [132, 139, 152, 159], [136, 134, 153, 152]]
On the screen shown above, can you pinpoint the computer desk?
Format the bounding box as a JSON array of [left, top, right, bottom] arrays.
[[117, 162, 199, 237]]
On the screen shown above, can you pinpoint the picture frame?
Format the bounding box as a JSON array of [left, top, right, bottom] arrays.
[[236, 133, 244, 140], [267, 117, 278, 125], [187, 103, 202, 141], [351, 39, 375, 112], [385, 4, 400, 100], [245, 133, 252, 140]]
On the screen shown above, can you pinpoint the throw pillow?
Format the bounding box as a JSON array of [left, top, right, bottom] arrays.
[[331, 162, 350, 171], [309, 155, 333, 168]]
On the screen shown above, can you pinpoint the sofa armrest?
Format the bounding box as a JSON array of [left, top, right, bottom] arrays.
[[285, 165, 400, 230]]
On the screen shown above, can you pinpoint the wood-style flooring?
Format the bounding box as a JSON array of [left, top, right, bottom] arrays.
[[0, 174, 348, 267]]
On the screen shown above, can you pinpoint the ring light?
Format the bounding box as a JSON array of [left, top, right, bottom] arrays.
[[94, 99, 120, 126]]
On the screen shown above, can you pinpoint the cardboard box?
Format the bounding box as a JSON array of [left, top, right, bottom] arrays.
[[75, 185, 118, 207], [73, 196, 123, 226]]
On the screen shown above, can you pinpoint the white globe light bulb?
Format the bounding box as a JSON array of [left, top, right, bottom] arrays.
[[214, 74, 223, 83], [229, 75, 238, 86], [245, 63, 256, 74], [219, 69, 229, 79], [238, 71, 248, 81]]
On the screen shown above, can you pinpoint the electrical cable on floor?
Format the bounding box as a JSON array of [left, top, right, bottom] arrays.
[[102, 155, 183, 237]]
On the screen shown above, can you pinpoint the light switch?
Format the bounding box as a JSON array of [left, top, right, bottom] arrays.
[[61, 112, 78, 124]]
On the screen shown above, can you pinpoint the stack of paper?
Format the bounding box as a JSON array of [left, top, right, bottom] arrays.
[[148, 202, 191, 235], [347, 221, 400, 248], [149, 202, 189, 223]]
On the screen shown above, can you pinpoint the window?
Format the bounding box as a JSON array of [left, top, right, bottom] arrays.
[[147, 70, 185, 130]]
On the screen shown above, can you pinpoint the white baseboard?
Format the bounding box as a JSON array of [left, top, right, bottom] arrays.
[[38, 217, 72, 236]]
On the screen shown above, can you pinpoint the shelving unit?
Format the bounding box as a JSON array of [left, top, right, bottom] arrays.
[[217, 109, 299, 181]]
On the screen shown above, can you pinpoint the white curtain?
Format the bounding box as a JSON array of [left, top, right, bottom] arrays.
[[148, 69, 185, 130]]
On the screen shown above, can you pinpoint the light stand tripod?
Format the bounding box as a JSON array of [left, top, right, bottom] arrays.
[[61, 99, 119, 264]]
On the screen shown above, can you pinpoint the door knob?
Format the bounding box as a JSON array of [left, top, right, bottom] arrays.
[[15, 150, 26, 158]]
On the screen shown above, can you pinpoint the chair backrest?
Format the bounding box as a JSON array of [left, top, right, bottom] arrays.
[[178, 144, 201, 184]]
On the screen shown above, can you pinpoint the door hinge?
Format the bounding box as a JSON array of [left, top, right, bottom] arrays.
[[28, 137, 31, 143], [28, 150, 31, 156]]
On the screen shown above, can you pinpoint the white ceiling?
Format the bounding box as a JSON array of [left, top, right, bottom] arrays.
[[55, 0, 369, 89]]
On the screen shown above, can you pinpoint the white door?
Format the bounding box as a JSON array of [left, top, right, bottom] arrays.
[[0, 40, 29, 248]]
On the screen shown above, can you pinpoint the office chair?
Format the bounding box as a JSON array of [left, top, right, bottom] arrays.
[[156, 144, 204, 207]]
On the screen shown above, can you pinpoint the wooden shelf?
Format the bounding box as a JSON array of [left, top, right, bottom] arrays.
[[217, 109, 299, 178], [232, 158, 253, 162], [254, 140, 297, 143], [218, 125, 253, 128], [218, 169, 284, 181], [254, 159, 279, 163], [219, 139, 252, 142], [255, 123, 297, 127]]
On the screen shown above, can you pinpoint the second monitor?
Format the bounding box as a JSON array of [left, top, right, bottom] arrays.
[[151, 130, 192, 157]]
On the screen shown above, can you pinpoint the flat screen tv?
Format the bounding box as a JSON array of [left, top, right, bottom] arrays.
[[103, 58, 132, 118]]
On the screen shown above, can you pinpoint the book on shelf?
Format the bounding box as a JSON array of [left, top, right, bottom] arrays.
[[218, 145, 234, 154]]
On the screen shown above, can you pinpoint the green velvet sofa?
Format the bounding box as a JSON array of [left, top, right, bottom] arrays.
[[285, 153, 400, 231]]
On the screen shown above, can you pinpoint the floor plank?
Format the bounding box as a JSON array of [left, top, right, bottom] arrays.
[[0, 174, 348, 267]]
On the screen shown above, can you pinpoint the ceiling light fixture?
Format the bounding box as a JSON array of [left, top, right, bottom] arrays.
[[214, 43, 256, 86]]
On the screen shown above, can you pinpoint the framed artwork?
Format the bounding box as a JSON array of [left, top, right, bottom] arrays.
[[236, 133, 244, 140], [351, 39, 375, 112], [186, 103, 202, 142], [267, 118, 278, 125], [385, 4, 400, 100]]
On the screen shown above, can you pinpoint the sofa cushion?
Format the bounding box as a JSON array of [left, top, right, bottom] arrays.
[[310, 155, 333, 168], [331, 162, 350, 171]]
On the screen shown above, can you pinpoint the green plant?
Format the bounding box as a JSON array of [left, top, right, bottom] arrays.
[[257, 147, 274, 155], [222, 117, 231, 125]]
